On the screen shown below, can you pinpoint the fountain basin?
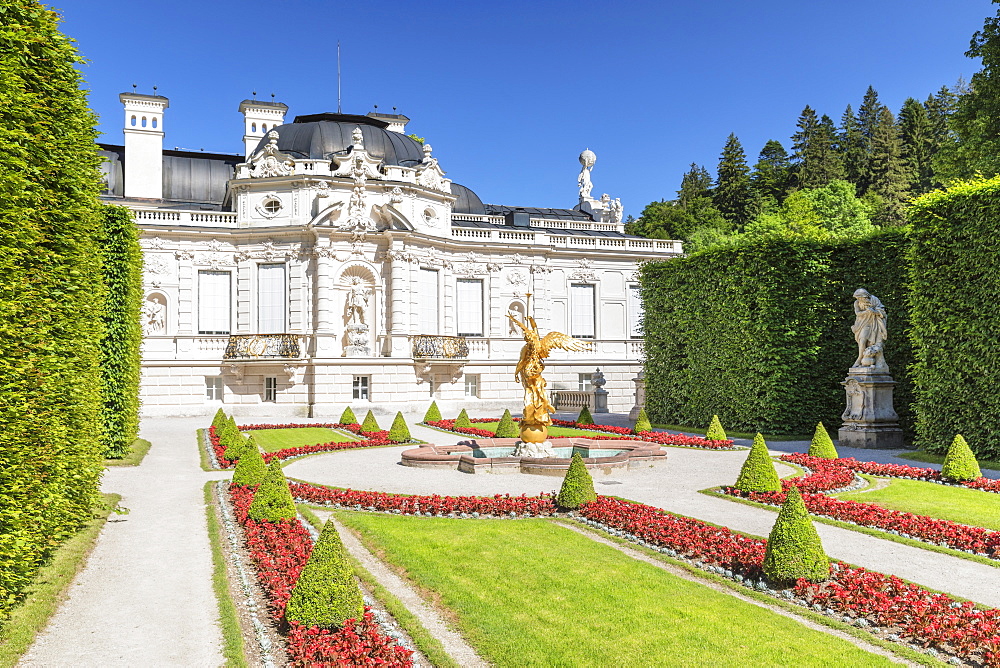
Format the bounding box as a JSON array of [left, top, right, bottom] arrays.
[[400, 437, 666, 476]]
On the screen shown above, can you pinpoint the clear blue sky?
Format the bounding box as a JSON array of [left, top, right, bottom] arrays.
[[57, 0, 996, 218]]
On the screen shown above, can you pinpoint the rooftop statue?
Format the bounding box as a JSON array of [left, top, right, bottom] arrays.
[[508, 296, 590, 457], [851, 288, 888, 370], [578, 149, 596, 200]]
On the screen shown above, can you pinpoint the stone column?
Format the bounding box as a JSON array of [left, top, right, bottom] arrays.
[[314, 248, 336, 357], [838, 368, 904, 449]]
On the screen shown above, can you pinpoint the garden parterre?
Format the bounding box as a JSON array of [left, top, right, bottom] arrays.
[[423, 417, 739, 449], [723, 453, 1000, 558]]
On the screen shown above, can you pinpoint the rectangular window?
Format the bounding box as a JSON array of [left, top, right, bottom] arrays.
[[578, 373, 593, 392], [570, 283, 596, 339], [264, 377, 277, 402], [419, 268, 439, 334], [456, 278, 483, 337], [198, 271, 231, 334], [258, 264, 286, 333], [464, 374, 480, 398], [205, 377, 224, 402], [628, 284, 643, 339], [353, 375, 370, 400]]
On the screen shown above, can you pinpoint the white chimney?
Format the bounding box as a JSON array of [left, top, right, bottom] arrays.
[[120, 92, 168, 199], [239, 99, 288, 158], [366, 111, 410, 134]]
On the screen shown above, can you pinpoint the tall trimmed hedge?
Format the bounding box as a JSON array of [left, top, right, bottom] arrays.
[[0, 1, 106, 616], [99, 205, 143, 458], [641, 230, 914, 436], [909, 177, 1000, 458]]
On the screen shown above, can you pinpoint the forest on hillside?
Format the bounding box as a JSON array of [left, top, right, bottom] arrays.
[[627, 5, 1000, 251]]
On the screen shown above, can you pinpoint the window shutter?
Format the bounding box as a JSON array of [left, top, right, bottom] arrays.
[[456, 279, 483, 336], [628, 284, 643, 338], [570, 283, 595, 338], [257, 264, 286, 333], [198, 271, 231, 334]]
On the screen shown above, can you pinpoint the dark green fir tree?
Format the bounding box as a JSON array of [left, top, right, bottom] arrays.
[[840, 104, 868, 192], [855, 86, 884, 195], [867, 107, 910, 226], [713, 134, 753, 230], [751, 140, 793, 203], [899, 97, 935, 194]]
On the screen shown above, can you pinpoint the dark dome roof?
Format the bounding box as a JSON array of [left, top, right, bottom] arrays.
[[253, 113, 425, 166], [450, 182, 486, 215]]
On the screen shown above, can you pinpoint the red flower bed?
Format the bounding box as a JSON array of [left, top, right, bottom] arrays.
[[290, 482, 559, 517], [579, 495, 1000, 666], [424, 417, 736, 450], [228, 484, 412, 666], [208, 423, 408, 469]]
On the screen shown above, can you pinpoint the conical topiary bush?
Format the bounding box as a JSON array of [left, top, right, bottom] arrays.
[[577, 405, 594, 425], [454, 408, 471, 429], [633, 408, 651, 434], [339, 406, 358, 425], [211, 408, 228, 430], [388, 412, 411, 442], [556, 452, 597, 509], [247, 460, 298, 522], [423, 401, 442, 423], [232, 439, 266, 487], [220, 420, 246, 461], [806, 422, 838, 459], [941, 434, 982, 482], [360, 410, 380, 433], [733, 433, 782, 493], [762, 485, 830, 584], [285, 519, 364, 629], [705, 415, 727, 441], [495, 409, 518, 438]]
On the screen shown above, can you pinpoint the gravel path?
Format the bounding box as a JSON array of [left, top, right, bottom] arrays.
[[20, 417, 225, 668]]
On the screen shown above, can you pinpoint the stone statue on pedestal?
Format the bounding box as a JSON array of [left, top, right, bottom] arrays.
[[839, 289, 903, 449]]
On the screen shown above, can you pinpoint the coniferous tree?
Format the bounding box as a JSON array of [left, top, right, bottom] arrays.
[[840, 104, 868, 191], [925, 85, 959, 187], [899, 97, 935, 195], [793, 108, 844, 189], [678, 163, 714, 205], [713, 134, 753, 230], [751, 140, 793, 203], [936, 6, 1000, 180], [855, 86, 885, 195], [867, 107, 910, 226]]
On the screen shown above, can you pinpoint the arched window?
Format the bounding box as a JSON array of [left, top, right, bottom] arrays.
[[151, 117, 157, 128], [251, 122, 257, 132], [141, 116, 147, 128], [130, 115, 136, 126], [261, 124, 267, 132]]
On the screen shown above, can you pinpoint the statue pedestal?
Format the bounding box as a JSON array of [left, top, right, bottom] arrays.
[[838, 367, 904, 450], [345, 322, 370, 357]]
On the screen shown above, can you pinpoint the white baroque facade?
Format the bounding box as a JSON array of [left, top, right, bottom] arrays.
[[100, 93, 682, 417]]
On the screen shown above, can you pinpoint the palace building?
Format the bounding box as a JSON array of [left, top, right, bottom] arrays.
[[99, 93, 681, 416]]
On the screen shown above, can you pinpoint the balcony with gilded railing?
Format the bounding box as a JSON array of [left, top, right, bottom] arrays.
[[223, 334, 302, 360]]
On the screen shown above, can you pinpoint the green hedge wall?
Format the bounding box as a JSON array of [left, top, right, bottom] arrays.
[[909, 177, 1000, 458], [640, 229, 913, 437], [99, 205, 143, 458], [0, 1, 106, 617]]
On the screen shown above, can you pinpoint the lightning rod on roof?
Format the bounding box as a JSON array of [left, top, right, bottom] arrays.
[[337, 41, 342, 114]]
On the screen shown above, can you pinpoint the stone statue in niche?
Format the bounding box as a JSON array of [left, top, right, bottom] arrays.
[[345, 277, 370, 325], [609, 198, 624, 224], [142, 294, 166, 335], [851, 288, 888, 370]]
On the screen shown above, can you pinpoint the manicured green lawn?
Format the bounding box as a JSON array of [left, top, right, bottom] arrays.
[[836, 478, 1000, 531], [475, 421, 617, 439], [337, 514, 893, 667], [244, 427, 356, 453]]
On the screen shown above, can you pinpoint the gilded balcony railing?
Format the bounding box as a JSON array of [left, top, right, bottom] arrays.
[[223, 334, 300, 359], [411, 335, 469, 359]]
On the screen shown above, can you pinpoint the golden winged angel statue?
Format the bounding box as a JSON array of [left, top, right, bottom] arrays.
[[507, 297, 591, 455]]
